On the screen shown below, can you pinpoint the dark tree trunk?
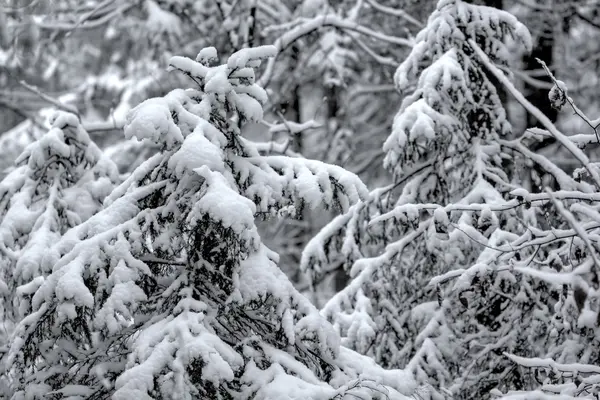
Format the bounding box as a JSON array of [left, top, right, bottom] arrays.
[[523, 26, 557, 128], [465, 0, 508, 110], [484, 0, 507, 108]]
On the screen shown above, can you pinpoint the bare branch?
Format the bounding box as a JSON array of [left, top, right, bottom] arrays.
[[546, 188, 600, 281], [17, 80, 79, 117], [259, 14, 413, 87], [364, 0, 423, 28], [536, 57, 600, 143], [470, 39, 600, 191]]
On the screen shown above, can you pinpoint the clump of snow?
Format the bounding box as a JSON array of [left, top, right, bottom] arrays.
[[196, 46, 218, 64], [227, 45, 277, 69], [191, 166, 257, 240], [167, 125, 225, 178], [168, 56, 209, 79], [250, 372, 335, 400], [124, 97, 184, 149]]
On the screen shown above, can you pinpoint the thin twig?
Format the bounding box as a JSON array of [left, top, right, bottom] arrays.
[[363, 0, 423, 28], [17, 80, 79, 117], [546, 188, 600, 284], [536, 57, 600, 143]]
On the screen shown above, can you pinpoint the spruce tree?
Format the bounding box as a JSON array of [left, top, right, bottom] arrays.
[[302, 0, 533, 398], [0, 111, 119, 392], [6, 46, 418, 399]]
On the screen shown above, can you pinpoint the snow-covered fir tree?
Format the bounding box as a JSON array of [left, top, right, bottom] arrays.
[[0, 112, 119, 389], [302, 0, 536, 398], [4, 46, 418, 399]]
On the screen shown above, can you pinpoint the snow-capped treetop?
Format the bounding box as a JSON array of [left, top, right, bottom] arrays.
[[0, 109, 119, 310], [394, 0, 531, 92], [386, 0, 531, 178]]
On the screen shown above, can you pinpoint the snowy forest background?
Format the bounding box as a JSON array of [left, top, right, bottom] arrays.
[[2, 0, 600, 399]]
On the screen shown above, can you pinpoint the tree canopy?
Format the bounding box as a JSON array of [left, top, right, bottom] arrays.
[[3, 0, 600, 399]]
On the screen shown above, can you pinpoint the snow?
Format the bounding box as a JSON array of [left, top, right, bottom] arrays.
[[113, 295, 243, 400], [384, 98, 457, 174], [15, 276, 44, 297], [168, 55, 209, 78], [204, 65, 231, 95], [52, 384, 94, 397], [300, 203, 360, 278], [13, 204, 60, 282], [505, 353, 600, 375], [234, 80, 270, 105], [251, 371, 334, 400], [0, 108, 122, 377], [95, 279, 147, 335], [192, 166, 257, 239], [433, 207, 449, 227], [0, 189, 38, 246], [145, 0, 182, 37], [49, 111, 80, 131], [281, 308, 296, 345], [104, 153, 164, 206], [0, 38, 479, 400], [16, 126, 70, 169], [61, 192, 143, 243], [124, 97, 184, 149], [227, 45, 277, 69], [236, 244, 294, 303], [549, 80, 568, 110], [232, 92, 264, 122], [196, 47, 218, 64], [296, 311, 341, 359], [0, 165, 27, 194], [167, 124, 225, 178], [577, 307, 596, 329], [51, 254, 95, 308], [496, 392, 584, 400], [168, 48, 274, 129], [335, 347, 417, 398], [301, 2, 544, 399], [344, 289, 377, 353], [251, 156, 369, 212]]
